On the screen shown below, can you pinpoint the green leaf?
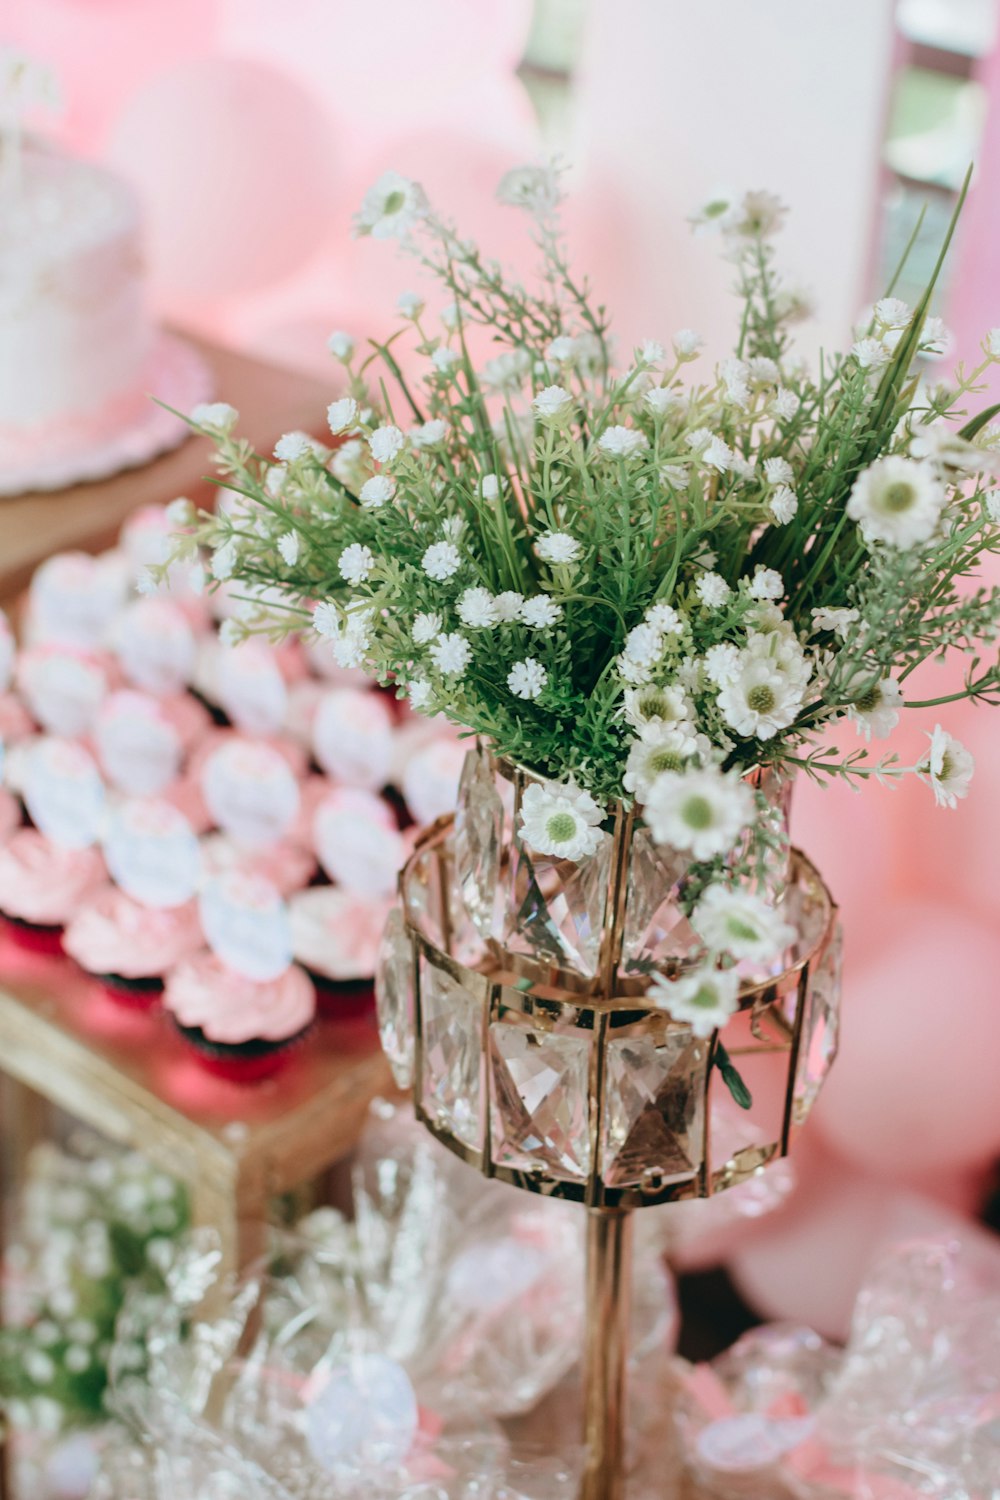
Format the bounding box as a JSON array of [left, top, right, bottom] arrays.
[[714, 1041, 753, 1110], [959, 402, 1000, 441]]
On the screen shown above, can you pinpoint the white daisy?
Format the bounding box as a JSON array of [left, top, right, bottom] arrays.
[[748, 567, 784, 601], [532, 385, 573, 423], [274, 432, 312, 463], [646, 387, 683, 416], [397, 290, 425, 320], [480, 474, 504, 500], [773, 387, 800, 420], [327, 397, 359, 435], [535, 530, 582, 564], [645, 602, 683, 634], [211, 539, 238, 581], [521, 596, 563, 629], [763, 457, 794, 486], [313, 601, 340, 640], [660, 462, 691, 487], [368, 425, 406, 465], [696, 573, 731, 609], [919, 725, 974, 809], [191, 401, 238, 434], [845, 673, 902, 740], [874, 297, 912, 330], [723, 190, 786, 240], [422, 541, 462, 581], [703, 436, 734, 472], [546, 336, 577, 363], [717, 658, 804, 740], [519, 779, 605, 862], [431, 347, 459, 376], [637, 339, 665, 365], [621, 622, 664, 679], [983, 328, 1000, 359], [496, 164, 563, 215], [408, 678, 433, 710], [692, 885, 795, 963], [165, 497, 195, 526], [457, 587, 499, 629], [412, 612, 443, 645], [649, 965, 740, 1039], [495, 591, 525, 622], [277, 532, 300, 567], [851, 337, 890, 372], [508, 658, 547, 700], [747, 356, 780, 386], [623, 722, 701, 799], [720, 357, 750, 408], [598, 425, 649, 458], [622, 683, 691, 730], [327, 331, 355, 362], [811, 606, 859, 638], [429, 632, 471, 677], [769, 486, 799, 523], [673, 329, 704, 359], [353, 171, 428, 240], [360, 474, 396, 509], [338, 543, 375, 585], [847, 455, 946, 549], [643, 766, 753, 860]]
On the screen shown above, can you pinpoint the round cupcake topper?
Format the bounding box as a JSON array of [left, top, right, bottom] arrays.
[[313, 789, 405, 897], [214, 639, 287, 736], [201, 739, 301, 847], [103, 798, 201, 909], [95, 691, 184, 797], [23, 737, 106, 849], [119, 505, 173, 572], [28, 551, 129, 650], [312, 687, 394, 790], [0, 610, 14, 694], [114, 598, 196, 696], [199, 870, 292, 981], [17, 646, 108, 738]]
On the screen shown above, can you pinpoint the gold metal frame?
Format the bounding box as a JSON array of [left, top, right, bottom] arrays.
[[395, 805, 839, 1500]]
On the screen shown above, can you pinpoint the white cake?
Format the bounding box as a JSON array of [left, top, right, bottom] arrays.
[[0, 141, 152, 431]]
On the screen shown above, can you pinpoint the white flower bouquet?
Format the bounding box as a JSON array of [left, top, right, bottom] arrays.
[[162, 163, 1000, 1055]]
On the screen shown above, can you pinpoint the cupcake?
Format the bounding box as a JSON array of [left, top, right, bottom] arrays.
[[163, 953, 316, 1082], [16, 645, 114, 739], [200, 833, 317, 897], [289, 886, 391, 1015], [312, 686, 395, 790], [312, 787, 406, 896], [0, 830, 105, 953], [62, 886, 202, 1007], [0, 790, 22, 846]]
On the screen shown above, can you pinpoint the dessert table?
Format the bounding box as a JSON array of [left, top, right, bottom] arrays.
[[0, 333, 333, 606]]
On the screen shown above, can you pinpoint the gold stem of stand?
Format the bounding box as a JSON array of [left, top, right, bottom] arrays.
[[580, 1207, 634, 1500]]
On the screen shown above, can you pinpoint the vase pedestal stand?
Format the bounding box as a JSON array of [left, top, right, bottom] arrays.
[[383, 800, 841, 1500]]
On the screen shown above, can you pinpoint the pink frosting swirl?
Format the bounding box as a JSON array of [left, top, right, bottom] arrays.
[[0, 830, 106, 924], [163, 952, 316, 1044], [0, 694, 37, 743], [63, 886, 202, 978], [289, 887, 392, 980], [200, 833, 317, 896]]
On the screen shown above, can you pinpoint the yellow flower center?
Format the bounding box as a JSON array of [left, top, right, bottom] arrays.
[[854, 685, 881, 713], [882, 481, 915, 513], [682, 796, 713, 830], [747, 684, 776, 713], [649, 749, 685, 774], [546, 811, 577, 844]]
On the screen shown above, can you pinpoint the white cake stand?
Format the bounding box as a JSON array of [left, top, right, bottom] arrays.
[[0, 332, 213, 497]]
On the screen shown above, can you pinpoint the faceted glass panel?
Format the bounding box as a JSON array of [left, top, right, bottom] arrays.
[[374, 906, 414, 1088], [419, 956, 485, 1150], [792, 920, 843, 1125], [489, 1022, 592, 1181], [601, 1031, 707, 1188], [453, 747, 504, 941], [620, 826, 697, 976], [504, 837, 611, 978]]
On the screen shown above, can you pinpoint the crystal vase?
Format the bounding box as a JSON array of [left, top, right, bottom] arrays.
[[376, 744, 841, 1498]]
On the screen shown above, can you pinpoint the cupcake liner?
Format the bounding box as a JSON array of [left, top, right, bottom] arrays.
[[171, 1018, 314, 1084], [96, 972, 165, 1011], [307, 973, 375, 1020], [1, 913, 65, 956]]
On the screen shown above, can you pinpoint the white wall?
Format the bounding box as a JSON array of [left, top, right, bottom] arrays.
[[570, 0, 897, 363]]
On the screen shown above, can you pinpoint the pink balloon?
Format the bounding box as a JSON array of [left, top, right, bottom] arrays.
[[727, 1135, 987, 1340], [107, 58, 338, 305], [811, 900, 1000, 1178]]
